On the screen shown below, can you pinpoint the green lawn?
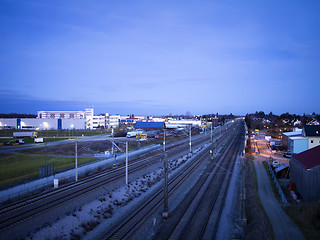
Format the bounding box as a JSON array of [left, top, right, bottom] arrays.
[[0, 154, 95, 188]]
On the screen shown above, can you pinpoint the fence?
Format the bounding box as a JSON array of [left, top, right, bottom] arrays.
[[266, 160, 288, 204]]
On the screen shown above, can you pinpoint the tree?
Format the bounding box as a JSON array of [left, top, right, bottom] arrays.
[[245, 114, 252, 129], [186, 111, 192, 119]]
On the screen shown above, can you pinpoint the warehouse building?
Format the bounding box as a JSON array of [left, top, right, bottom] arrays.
[[0, 118, 86, 130], [290, 145, 320, 201], [135, 121, 165, 130]]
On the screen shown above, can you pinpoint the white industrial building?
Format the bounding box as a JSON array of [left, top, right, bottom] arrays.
[[37, 108, 94, 129], [0, 118, 86, 130], [91, 115, 106, 129], [106, 114, 121, 128], [37, 108, 93, 120], [166, 120, 202, 128]]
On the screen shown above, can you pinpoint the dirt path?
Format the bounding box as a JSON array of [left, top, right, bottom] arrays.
[[254, 159, 305, 240]]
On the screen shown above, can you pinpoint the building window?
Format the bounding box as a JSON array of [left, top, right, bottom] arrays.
[[50, 114, 55, 118], [60, 114, 65, 118], [70, 114, 74, 118], [311, 140, 313, 144]]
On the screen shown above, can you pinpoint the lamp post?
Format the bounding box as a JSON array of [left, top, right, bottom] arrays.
[[189, 127, 192, 153], [126, 141, 128, 185], [111, 128, 114, 155], [75, 141, 78, 182], [163, 129, 166, 151]]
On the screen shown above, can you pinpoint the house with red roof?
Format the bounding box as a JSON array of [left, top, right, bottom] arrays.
[[290, 145, 320, 201]]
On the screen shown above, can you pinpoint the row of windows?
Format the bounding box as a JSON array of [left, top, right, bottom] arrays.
[[49, 113, 75, 119], [310, 140, 320, 144]]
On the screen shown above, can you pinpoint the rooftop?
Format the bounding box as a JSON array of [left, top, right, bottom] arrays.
[[282, 130, 302, 137], [292, 145, 320, 169], [289, 136, 307, 140], [135, 121, 165, 129], [303, 125, 320, 137]]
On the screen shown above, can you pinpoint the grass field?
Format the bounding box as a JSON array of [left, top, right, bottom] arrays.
[[0, 153, 94, 188], [0, 132, 192, 189]]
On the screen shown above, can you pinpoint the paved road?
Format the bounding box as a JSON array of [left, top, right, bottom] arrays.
[[254, 138, 305, 240]]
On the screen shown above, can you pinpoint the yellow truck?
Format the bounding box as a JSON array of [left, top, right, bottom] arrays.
[[13, 131, 38, 138], [136, 133, 147, 141]]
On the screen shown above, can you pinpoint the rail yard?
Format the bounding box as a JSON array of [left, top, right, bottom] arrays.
[[0, 120, 245, 239]]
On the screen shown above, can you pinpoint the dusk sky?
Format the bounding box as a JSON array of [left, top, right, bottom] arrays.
[[1, 0, 320, 116]]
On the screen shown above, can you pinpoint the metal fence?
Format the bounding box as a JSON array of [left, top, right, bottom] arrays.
[[266, 160, 288, 204]]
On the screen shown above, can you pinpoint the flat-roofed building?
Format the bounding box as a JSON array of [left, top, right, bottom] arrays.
[[288, 136, 308, 154], [282, 130, 302, 149]]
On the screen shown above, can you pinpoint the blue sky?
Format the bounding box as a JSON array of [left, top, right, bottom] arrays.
[[1, 0, 320, 116]]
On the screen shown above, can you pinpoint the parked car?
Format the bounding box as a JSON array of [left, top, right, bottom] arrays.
[[283, 152, 294, 158]]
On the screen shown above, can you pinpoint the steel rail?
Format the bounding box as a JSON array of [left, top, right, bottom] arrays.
[[166, 126, 240, 240], [0, 127, 223, 232], [104, 127, 234, 239]]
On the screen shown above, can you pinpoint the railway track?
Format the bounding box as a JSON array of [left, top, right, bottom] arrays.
[[103, 123, 240, 239], [0, 125, 226, 235], [162, 122, 244, 240]]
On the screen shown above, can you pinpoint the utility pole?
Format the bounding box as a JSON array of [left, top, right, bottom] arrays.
[[111, 128, 114, 155], [163, 129, 166, 152], [189, 127, 192, 153], [211, 123, 213, 142], [163, 152, 168, 218], [75, 141, 78, 182], [126, 141, 128, 185], [162, 128, 168, 218]]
